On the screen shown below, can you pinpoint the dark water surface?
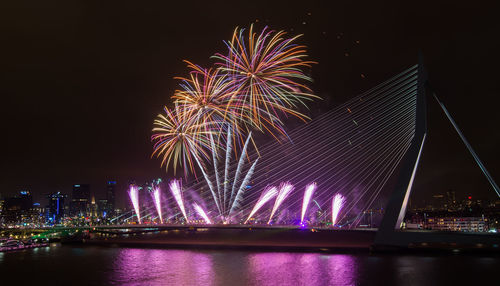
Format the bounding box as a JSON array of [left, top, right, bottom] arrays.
[[0, 244, 496, 285]]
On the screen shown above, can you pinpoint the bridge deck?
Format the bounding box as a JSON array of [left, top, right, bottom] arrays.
[[80, 226, 500, 253], [84, 228, 377, 252]]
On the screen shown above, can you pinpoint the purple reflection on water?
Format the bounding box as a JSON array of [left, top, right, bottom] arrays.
[[110, 249, 214, 286], [247, 252, 358, 286], [327, 254, 358, 285], [107, 248, 359, 285]]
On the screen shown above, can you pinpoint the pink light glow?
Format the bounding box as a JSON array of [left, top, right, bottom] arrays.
[[300, 182, 317, 224], [128, 185, 141, 224], [331, 193, 345, 226], [152, 187, 163, 223], [169, 179, 188, 222], [245, 186, 278, 224], [268, 182, 294, 224], [193, 203, 212, 224]]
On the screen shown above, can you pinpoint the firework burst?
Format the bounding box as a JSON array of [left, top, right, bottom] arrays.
[[151, 105, 214, 176], [152, 25, 319, 178], [172, 61, 244, 135], [213, 24, 318, 138]]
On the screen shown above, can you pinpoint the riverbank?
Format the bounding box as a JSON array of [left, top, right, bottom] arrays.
[[0, 243, 49, 252]]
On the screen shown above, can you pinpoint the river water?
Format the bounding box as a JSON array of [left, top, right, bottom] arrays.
[[0, 244, 496, 285]]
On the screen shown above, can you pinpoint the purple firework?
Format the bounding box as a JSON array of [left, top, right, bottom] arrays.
[[193, 203, 212, 224], [268, 182, 294, 224], [300, 182, 317, 224], [245, 186, 278, 224], [152, 187, 163, 223], [331, 194, 346, 226], [169, 179, 188, 222], [128, 185, 141, 224]]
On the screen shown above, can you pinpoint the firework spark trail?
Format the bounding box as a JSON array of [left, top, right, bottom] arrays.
[[244, 186, 278, 224], [209, 133, 223, 213], [197, 130, 258, 221], [268, 182, 294, 224], [151, 187, 163, 223], [230, 158, 259, 216], [128, 185, 141, 224], [223, 126, 232, 215], [301, 182, 317, 224], [331, 194, 346, 226], [193, 147, 222, 215], [229, 131, 252, 205], [193, 203, 212, 224], [169, 179, 188, 222]]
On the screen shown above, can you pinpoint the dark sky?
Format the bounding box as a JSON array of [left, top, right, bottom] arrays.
[[1, 1, 499, 207]]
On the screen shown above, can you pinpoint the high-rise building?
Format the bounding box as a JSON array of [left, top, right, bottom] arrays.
[[90, 195, 98, 218], [431, 194, 446, 210], [97, 199, 109, 218], [446, 190, 456, 209], [30, 202, 45, 225], [47, 192, 67, 224], [106, 181, 116, 213], [71, 184, 90, 217], [18, 191, 33, 210], [2, 191, 33, 224], [140, 183, 149, 209]]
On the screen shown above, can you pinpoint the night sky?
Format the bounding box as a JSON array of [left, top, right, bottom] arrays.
[[2, 1, 499, 207]]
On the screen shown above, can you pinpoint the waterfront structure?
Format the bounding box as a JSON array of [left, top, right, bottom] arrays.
[[426, 217, 488, 232]]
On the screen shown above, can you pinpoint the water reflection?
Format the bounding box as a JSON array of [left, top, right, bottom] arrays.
[[2, 246, 500, 286], [247, 252, 358, 286], [111, 249, 214, 285], [110, 249, 359, 286]]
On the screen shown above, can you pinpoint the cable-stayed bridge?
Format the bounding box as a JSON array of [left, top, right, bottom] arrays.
[[103, 58, 500, 249]]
